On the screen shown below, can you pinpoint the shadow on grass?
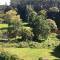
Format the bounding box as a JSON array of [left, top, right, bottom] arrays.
[[0, 40, 9, 43], [51, 45, 60, 58], [56, 34, 60, 39]]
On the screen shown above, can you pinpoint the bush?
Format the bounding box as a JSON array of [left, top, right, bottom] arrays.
[[16, 41, 40, 48], [38, 10, 47, 19], [0, 51, 21, 60], [29, 41, 39, 48], [20, 27, 34, 41], [27, 6, 54, 41], [10, 33, 60, 49], [46, 19, 58, 32], [49, 7, 59, 12], [33, 15, 51, 41], [39, 33, 60, 49], [17, 41, 29, 48]]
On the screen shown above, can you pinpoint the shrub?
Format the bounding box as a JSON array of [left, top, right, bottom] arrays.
[[49, 7, 59, 12], [38, 10, 47, 19], [29, 41, 39, 48], [39, 33, 60, 49], [17, 41, 29, 48], [27, 6, 54, 41], [0, 51, 23, 60], [33, 15, 51, 41], [16, 41, 40, 48], [4, 9, 22, 39], [20, 27, 34, 41], [46, 19, 58, 32], [16, 33, 60, 49]]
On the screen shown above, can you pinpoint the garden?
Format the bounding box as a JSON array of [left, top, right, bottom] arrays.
[[0, 0, 60, 60]]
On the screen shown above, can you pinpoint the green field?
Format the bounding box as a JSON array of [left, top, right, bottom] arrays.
[[0, 48, 58, 60]]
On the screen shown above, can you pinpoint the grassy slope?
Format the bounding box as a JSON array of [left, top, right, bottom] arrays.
[[0, 48, 58, 60]]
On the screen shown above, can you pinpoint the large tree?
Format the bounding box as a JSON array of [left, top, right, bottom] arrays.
[[4, 9, 22, 39], [27, 5, 57, 41], [3, 8, 33, 41]]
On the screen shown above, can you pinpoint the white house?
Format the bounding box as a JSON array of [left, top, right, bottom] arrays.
[[0, 0, 11, 6]]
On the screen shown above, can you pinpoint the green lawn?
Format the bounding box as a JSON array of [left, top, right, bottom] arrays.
[[0, 24, 8, 28], [0, 48, 58, 60]]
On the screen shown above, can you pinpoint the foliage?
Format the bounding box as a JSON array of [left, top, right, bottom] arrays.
[[3, 8, 34, 41], [20, 26, 34, 41], [0, 13, 8, 39], [27, 5, 50, 40], [0, 3, 60, 50], [26, 5, 37, 26], [4, 9, 22, 26], [17, 41, 29, 48], [0, 30, 8, 39], [0, 33, 59, 49], [28, 41, 39, 48], [46, 19, 58, 32], [0, 51, 21, 60], [0, 30, 3, 38], [38, 9, 47, 18], [49, 7, 59, 12], [39, 33, 60, 49], [15, 33, 60, 49], [3, 9, 22, 39], [27, 5, 58, 41], [33, 15, 51, 40], [0, 13, 5, 23]]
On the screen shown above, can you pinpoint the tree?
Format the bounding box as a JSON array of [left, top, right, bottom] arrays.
[[49, 7, 59, 12], [33, 15, 51, 40], [4, 9, 22, 25], [20, 26, 34, 41], [4, 9, 22, 39], [38, 9, 47, 17], [26, 5, 37, 27], [27, 6, 55, 41], [46, 19, 58, 32], [3, 8, 33, 41]]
